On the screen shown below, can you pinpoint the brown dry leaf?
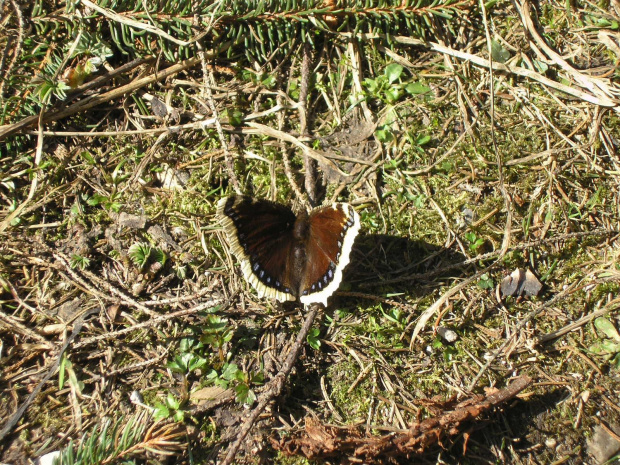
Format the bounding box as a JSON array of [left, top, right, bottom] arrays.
[[191, 385, 232, 405], [501, 268, 543, 298], [598, 31, 620, 59], [587, 424, 620, 463], [117, 212, 147, 230], [106, 303, 121, 323], [318, 118, 377, 183]]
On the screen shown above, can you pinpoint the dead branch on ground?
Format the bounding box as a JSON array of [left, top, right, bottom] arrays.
[[271, 376, 532, 464]]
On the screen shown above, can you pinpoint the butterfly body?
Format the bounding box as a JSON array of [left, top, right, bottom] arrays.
[[217, 196, 360, 306]]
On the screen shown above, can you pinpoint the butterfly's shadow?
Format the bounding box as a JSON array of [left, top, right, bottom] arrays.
[[342, 233, 470, 300]]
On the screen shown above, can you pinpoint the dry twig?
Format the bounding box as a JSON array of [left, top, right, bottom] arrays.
[[0, 307, 99, 443], [271, 376, 532, 463], [0, 56, 206, 140], [221, 304, 320, 465]]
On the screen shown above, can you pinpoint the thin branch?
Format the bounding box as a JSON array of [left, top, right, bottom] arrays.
[[537, 297, 620, 344], [0, 55, 208, 140], [0, 307, 99, 442], [0, 108, 45, 232], [221, 304, 320, 465], [198, 49, 242, 195], [338, 32, 620, 109], [244, 123, 363, 172], [299, 42, 318, 205], [272, 376, 532, 462], [72, 299, 223, 349], [479, 0, 513, 257], [467, 281, 581, 390], [0, 306, 53, 349]]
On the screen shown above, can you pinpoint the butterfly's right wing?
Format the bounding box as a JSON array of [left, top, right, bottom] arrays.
[[299, 203, 360, 306]]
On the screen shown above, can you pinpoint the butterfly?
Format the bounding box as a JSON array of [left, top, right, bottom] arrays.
[[217, 196, 360, 306]]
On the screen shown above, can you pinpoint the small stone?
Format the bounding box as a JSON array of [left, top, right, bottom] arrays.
[[545, 438, 557, 448], [36, 451, 61, 465], [150, 97, 168, 117], [587, 424, 620, 463], [118, 212, 147, 230], [129, 390, 144, 404], [461, 208, 475, 225], [437, 327, 458, 342]]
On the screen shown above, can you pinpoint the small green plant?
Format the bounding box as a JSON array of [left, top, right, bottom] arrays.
[[365, 305, 407, 346], [167, 351, 208, 376], [128, 242, 167, 271], [241, 69, 276, 88], [69, 254, 90, 270], [477, 273, 494, 290], [363, 63, 431, 105], [589, 317, 620, 369], [32, 74, 71, 105], [153, 393, 187, 422], [107, 159, 131, 186], [85, 192, 122, 212], [201, 315, 234, 363], [491, 39, 511, 63], [174, 264, 188, 280], [380, 306, 406, 329], [70, 31, 114, 63], [156, 338, 209, 421], [364, 64, 432, 143], [222, 108, 244, 126], [375, 125, 395, 143], [128, 242, 152, 269], [464, 232, 485, 253], [31, 32, 113, 105], [405, 131, 432, 155], [431, 337, 458, 363], [206, 363, 263, 405], [307, 327, 321, 350]]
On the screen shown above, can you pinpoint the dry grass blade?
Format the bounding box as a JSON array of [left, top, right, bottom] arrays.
[[0, 56, 206, 140], [341, 32, 620, 108]]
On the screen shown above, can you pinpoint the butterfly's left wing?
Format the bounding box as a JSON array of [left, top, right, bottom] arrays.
[[217, 196, 298, 302], [299, 203, 360, 306]]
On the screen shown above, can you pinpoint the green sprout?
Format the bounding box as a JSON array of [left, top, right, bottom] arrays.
[[69, 254, 90, 270], [201, 315, 234, 364], [589, 317, 620, 369], [128, 242, 167, 271], [206, 363, 263, 406]]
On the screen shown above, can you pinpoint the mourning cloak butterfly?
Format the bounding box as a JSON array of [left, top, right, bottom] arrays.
[[217, 196, 360, 306]]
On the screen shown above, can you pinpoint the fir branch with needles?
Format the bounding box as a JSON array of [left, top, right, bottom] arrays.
[[51, 411, 185, 464], [30, 0, 473, 62]]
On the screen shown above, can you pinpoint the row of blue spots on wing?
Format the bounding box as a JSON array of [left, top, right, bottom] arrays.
[[335, 206, 355, 263], [250, 255, 292, 295], [302, 261, 337, 296]]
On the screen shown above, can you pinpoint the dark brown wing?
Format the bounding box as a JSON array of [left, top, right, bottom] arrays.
[[299, 203, 360, 306], [217, 196, 298, 301]]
